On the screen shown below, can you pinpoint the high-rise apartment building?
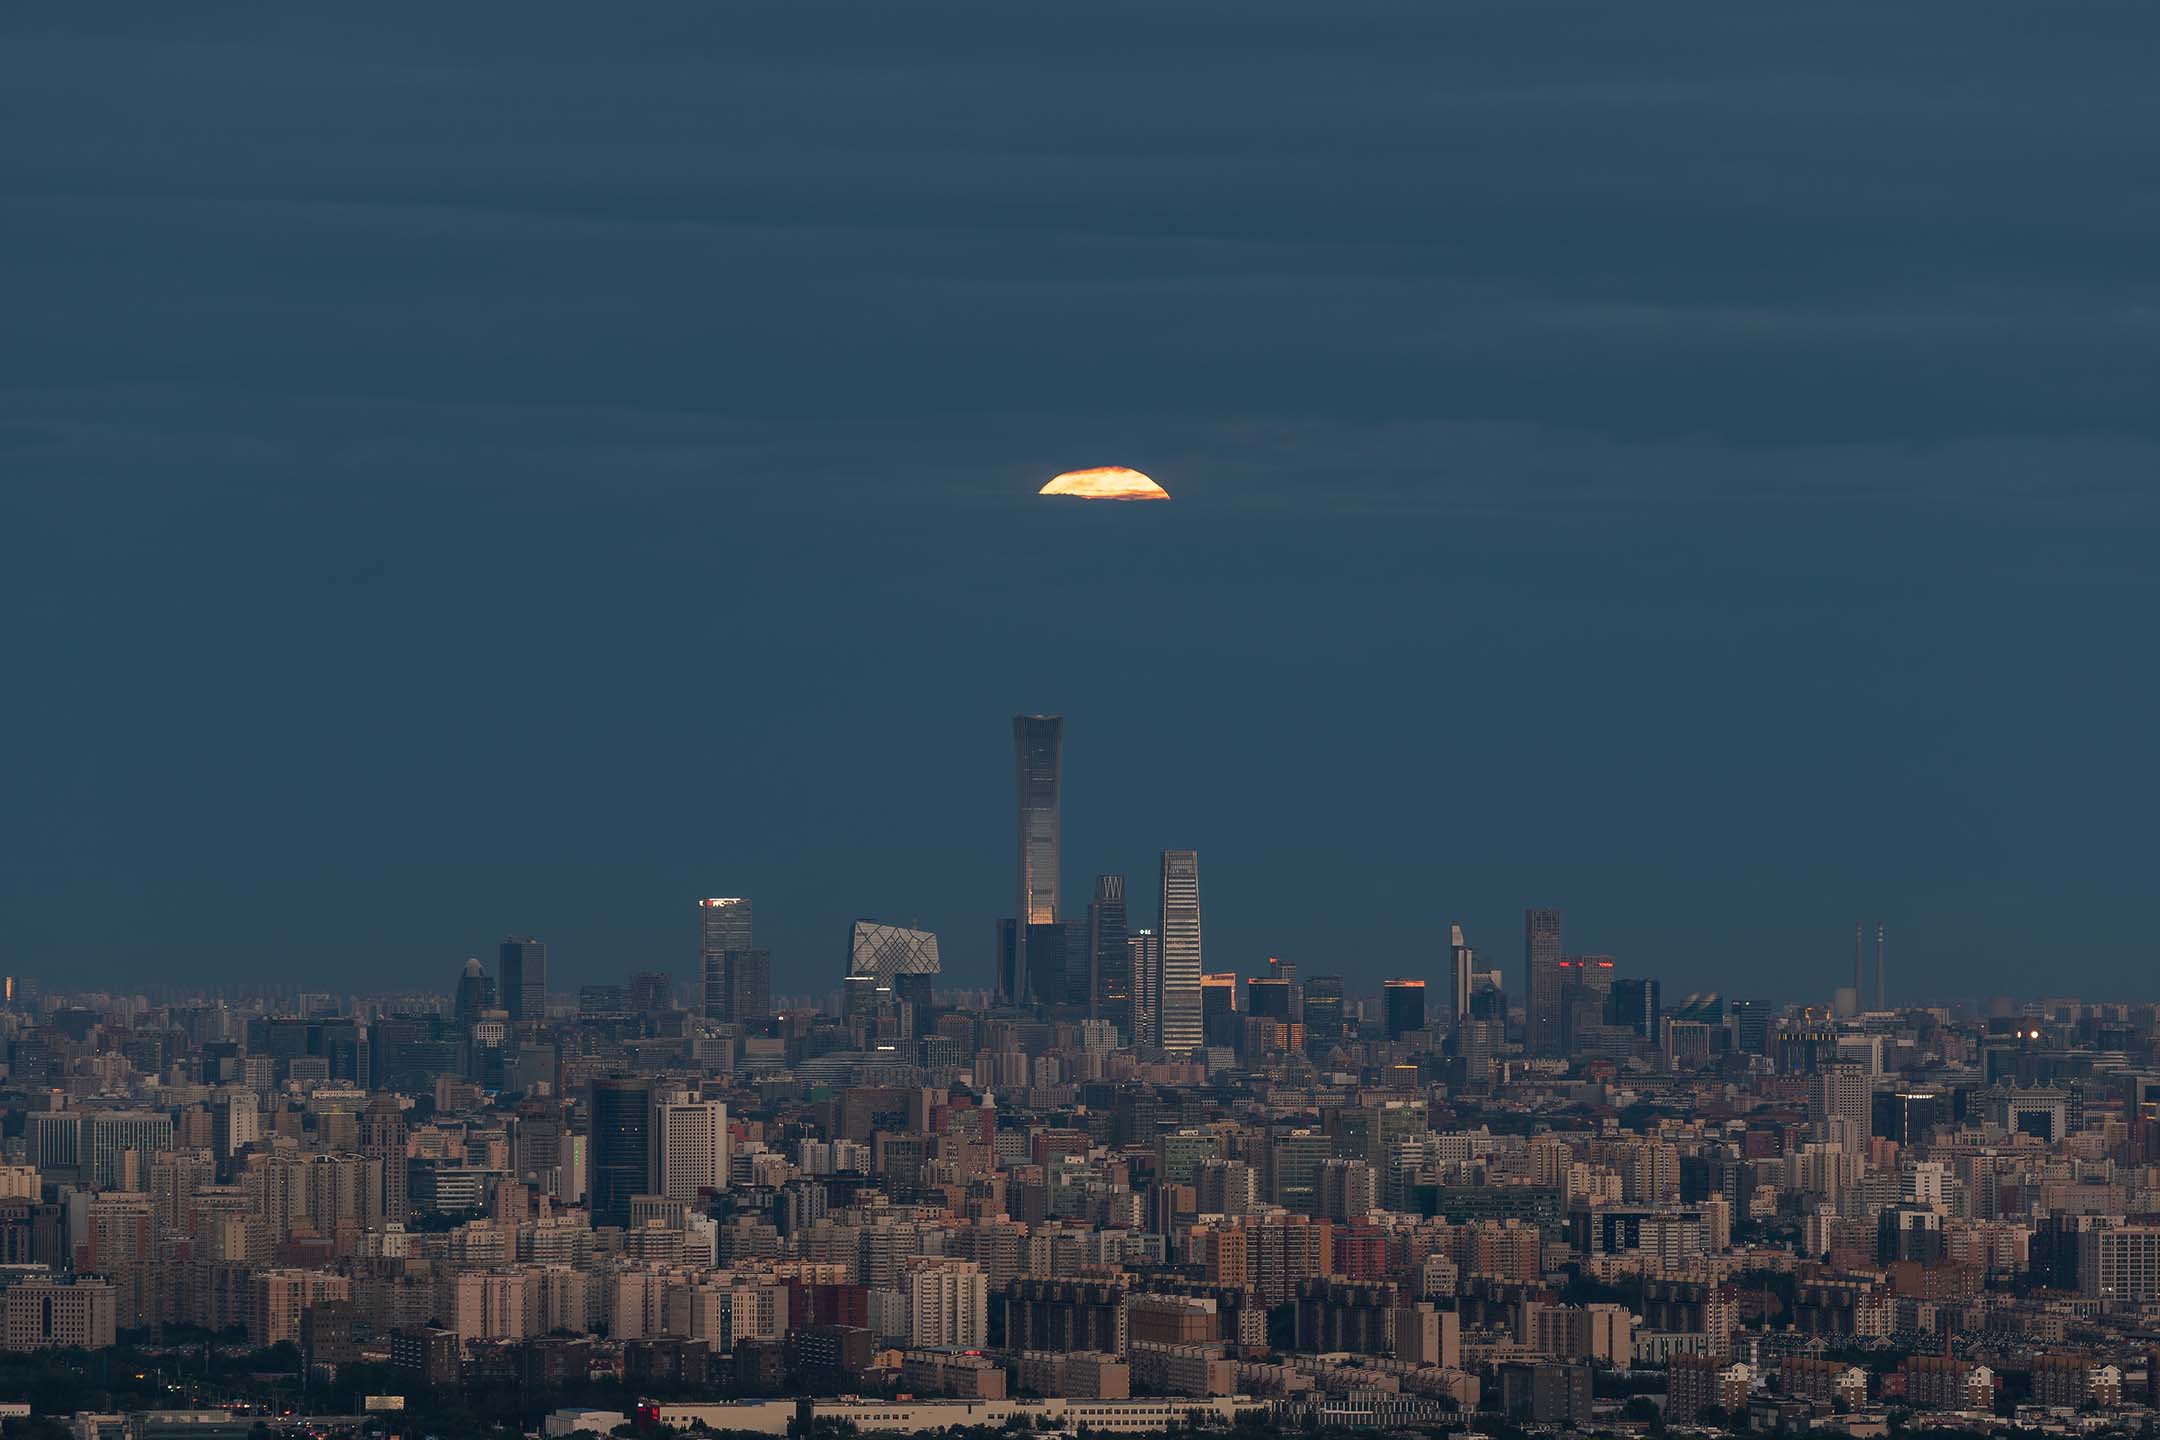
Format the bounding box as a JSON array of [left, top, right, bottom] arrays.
[[905, 1259, 989, 1350], [698, 899, 753, 1019], [1523, 909, 1564, 1056], [1010, 715, 1063, 1004], [650, 1094, 729, 1203], [499, 937, 548, 1024], [1129, 930, 1162, 1047], [1157, 850, 1203, 1054], [1087, 874, 1129, 1030], [588, 1075, 655, 1228]]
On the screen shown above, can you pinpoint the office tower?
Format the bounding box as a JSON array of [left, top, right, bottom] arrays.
[[1609, 976, 1662, 1043], [848, 921, 941, 985], [1448, 925, 1474, 1027], [995, 918, 1021, 1007], [649, 1093, 729, 1203], [1247, 976, 1292, 1020], [1872, 931, 1886, 1013], [1201, 973, 1240, 1049], [893, 971, 935, 1031], [1871, 1088, 1949, 1146], [1728, 998, 1768, 1054], [1024, 921, 1084, 1008], [499, 937, 548, 1024], [1157, 850, 1203, 1053], [1268, 956, 1298, 987], [698, 898, 753, 1019], [1383, 979, 1427, 1041], [1129, 930, 1162, 1046], [587, 1075, 655, 1228], [720, 950, 771, 1025], [1303, 975, 1345, 1053], [1268, 956, 1299, 1021], [1523, 909, 1564, 1056], [454, 958, 496, 1026], [1012, 714, 1063, 1003], [1087, 875, 1129, 1030], [1559, 955, 1617, 1055], [629, 970, 673, 1015]]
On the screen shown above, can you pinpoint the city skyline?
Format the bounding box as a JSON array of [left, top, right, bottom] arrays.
[[12, 5, 2160, 1432]]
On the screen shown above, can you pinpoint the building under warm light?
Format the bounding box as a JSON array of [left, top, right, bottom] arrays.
[[1157, 851, 1203, 1054]]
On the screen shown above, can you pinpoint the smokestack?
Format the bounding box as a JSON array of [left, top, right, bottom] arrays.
[[1853, 923, 1862, 1002], [1876, 923, 1886, 1010]]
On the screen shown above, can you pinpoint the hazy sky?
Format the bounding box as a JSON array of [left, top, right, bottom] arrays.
[[6, 4, 2158, 1002]]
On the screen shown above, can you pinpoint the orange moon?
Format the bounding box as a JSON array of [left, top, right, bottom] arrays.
[[1039, 466, 1169, 501]]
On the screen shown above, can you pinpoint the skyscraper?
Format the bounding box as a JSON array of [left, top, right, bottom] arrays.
[[1448, 925, 1474, 1027], [1201, 972, 1241, 1048], [848, 921, 941, 986], [1383, 979, 1427, 1040], [719, 950, 770, 1025], [629, 970, 673, 1015], [1087, 874, 1129, 1030], [1303, 975, 1346, 1054], [1247, 976, 1291, 1020], [1012, 715, 1063, 1004], [1129, 929, 1162, 1047], [1157, 850, 1203, 1054], [587, 1074, 654, 1228], [454, 958, 496, 1027], [1610, 976, 1662, 1043], [698, 898, 753, 1020], [499, 937, 548, 1024], [1522, 909, 1563, 1056]]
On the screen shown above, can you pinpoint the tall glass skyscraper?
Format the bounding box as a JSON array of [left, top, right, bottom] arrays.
[[1012, 715, 1063, 1004], [1303, 974, 1346, 1053], [698, 898, 752, 1019], [1129, 929, 1161, 1046], [587, 1073, 654, 1228], [498, 936, 548, 1023], [1157, 850, 1203, 1053], [1087, 874, 1129, 1030], [1448, 924, 1475, 1027], [1523, 908, 1564, 1055]]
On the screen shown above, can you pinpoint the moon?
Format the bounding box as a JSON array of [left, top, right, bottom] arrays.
[[1039, 466, 1169, 501]]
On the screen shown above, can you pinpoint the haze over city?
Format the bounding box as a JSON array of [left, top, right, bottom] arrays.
[[7, 5, 2160, 1000], [14, 9, 2160, 1440]]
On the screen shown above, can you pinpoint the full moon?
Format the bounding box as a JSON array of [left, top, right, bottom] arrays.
[[1039, 466, 1170, 501]]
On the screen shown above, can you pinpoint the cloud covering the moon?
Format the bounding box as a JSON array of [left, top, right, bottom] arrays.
[[1040, 466, 1170, 501]]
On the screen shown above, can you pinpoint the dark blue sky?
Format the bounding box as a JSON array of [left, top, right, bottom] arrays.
[[5, 4, 2157, 1002]]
